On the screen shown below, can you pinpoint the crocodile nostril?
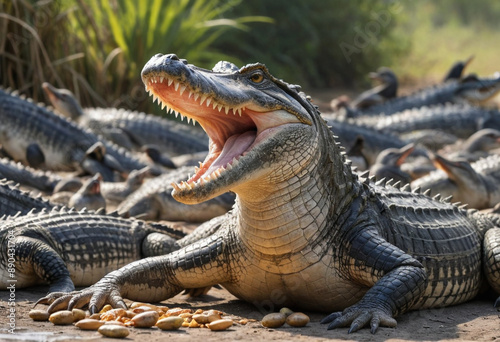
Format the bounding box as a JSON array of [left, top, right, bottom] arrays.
[[166, 54, 180, 61], [154, 53, 163, 58]]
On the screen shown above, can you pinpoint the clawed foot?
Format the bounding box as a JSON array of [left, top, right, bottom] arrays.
[[321, 306, 397, 334], [35, 281, 126, 314]]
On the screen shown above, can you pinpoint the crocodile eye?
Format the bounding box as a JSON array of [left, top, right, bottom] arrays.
[[250, 73, 264, 83]]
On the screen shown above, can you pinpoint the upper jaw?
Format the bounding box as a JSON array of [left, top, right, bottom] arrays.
[[141, 54, 309, 203]]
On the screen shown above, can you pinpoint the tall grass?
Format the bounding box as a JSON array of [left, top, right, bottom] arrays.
[[391, 1, 500, 86], [0, 0, 271, 114]]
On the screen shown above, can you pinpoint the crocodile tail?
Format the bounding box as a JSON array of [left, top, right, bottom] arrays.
[[148, 222, 187, 240]]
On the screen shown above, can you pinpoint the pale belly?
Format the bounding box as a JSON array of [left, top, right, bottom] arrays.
[[222, 257, 367, 313]]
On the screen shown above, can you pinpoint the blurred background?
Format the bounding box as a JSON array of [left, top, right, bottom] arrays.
[[1, 0, 499, 116]]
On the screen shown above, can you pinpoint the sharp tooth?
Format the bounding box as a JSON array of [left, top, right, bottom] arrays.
[[179, 85, 186, 95], [148, 90, 153, 96], [206, 98, 211, 107], [171, 182, 181, 191], [198, 162, 203, 168], [161, 102, 166, 110], [174, 82, 179, 91], [153, 95, 158, 103], [144, 85, 148, 91], [179, 113, 185, 121], [193, 93, 199, 101], [159, 76, 164, 83], [194, 166, 200, 173], [188, 91, 193, 99], [212, 102, 217, 109], [174, 111, 179, 118], [224, 106, 229, 114], [226, 163, 233, 170], [217, 104, 223, 112], [204, 175, 211, 182], [168, 78, 174, 86], [237, 108, 242, 116], [199, 94, 207, 106], [186, 117, 192, 125]]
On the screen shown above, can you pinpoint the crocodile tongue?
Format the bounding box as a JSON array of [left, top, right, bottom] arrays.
[[205, 131, 256, 176]]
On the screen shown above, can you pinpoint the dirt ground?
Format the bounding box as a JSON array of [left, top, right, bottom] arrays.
[[1, 286, 500, 342], [3, 89, 500, 342]]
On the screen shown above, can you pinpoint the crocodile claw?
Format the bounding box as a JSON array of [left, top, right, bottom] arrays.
[[34, 291, 68, 307], [322, 308, 397, 334]]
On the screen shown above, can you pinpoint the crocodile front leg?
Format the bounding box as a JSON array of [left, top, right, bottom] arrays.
[[44, 233, 233, 314], [15, 237, 75, 293], [322, 230, 427, 333]]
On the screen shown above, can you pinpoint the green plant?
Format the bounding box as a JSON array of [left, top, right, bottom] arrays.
[[62, 0, 272, 114]]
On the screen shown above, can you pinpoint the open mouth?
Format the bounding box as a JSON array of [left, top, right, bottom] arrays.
[[142, 70, 302, 202]]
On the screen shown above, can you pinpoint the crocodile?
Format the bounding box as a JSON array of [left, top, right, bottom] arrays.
[[0, 157, 62, 193], [0, 208, 185, 293], [322, 116, 423, 167], [0, 179, 57, 217], [42, 82, 209, 156], [350, 67, 398, 109], [338, 74, 500, 117], [41, 54, 500, 334], [411, 153, 500, 210], [116, 166, 235, 222], [352, 103, 500, 141], [0, 88, 148, 176]]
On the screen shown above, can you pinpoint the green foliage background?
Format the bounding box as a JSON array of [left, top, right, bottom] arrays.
[[2, 0, 497, 115], [0, 0, 407, 114]]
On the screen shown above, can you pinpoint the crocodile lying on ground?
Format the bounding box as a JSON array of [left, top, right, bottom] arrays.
[[116, 166, 235, 222], [352, 103, 500, 140], [43, 82, 208, 156], [41, 54, 500, 334], [412, 153, 500, 210], [322, 116, 418, 168], [0, 88, 148, 175], [0, 179, 57, 217], [0, 208, 185, 294], [0, 157, 62, 193], [338, 75, 500, 117]]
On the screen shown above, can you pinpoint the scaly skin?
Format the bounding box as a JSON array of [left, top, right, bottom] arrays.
[[116, 166, 235, 222], [0, 88, 148, 174], [42, 54, 500, 334], [0, 157, 62, 193], [341, 75, 500, 117], [0, 179, 58, 217], [43, 82, 208, 156], [352, 103, 500, 140], [0, 208, 184, 294]]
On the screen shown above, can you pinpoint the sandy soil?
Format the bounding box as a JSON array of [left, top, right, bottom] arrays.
[[3, 89, 500, 341], [1, 285, 500, 342]]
